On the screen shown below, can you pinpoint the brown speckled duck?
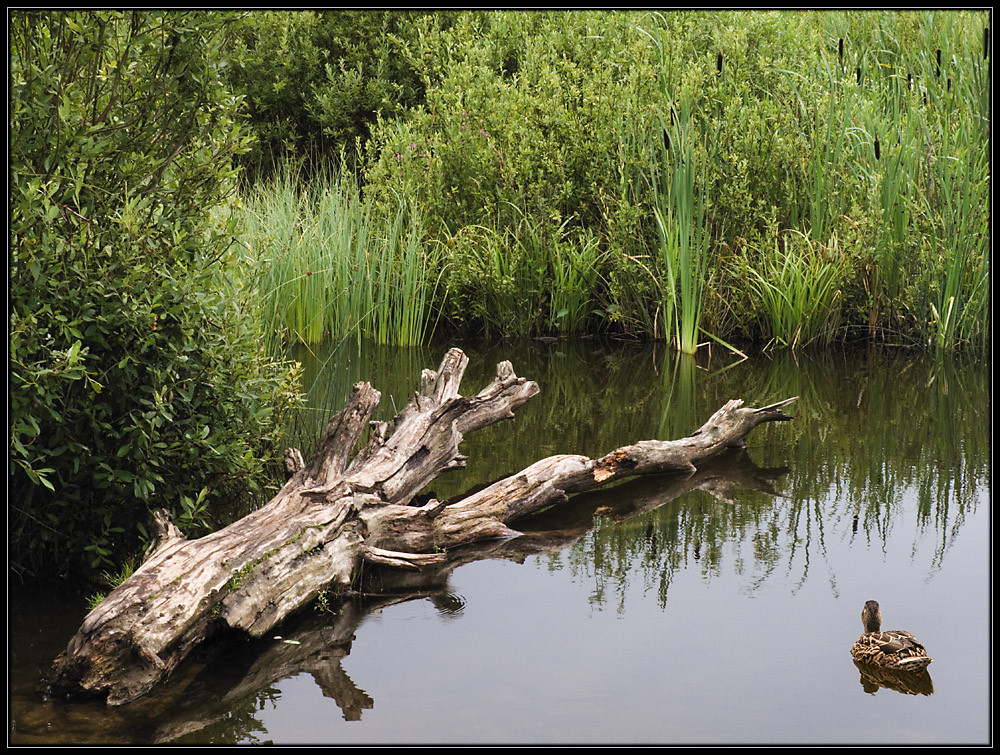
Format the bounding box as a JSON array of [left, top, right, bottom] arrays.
[[851, 600, 933, 671]]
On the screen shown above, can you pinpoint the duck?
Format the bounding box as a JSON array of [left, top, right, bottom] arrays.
[[851, 600, 933, 671]]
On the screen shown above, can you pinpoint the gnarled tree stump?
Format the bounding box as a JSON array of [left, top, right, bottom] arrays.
[[48, 347, 796, 705]]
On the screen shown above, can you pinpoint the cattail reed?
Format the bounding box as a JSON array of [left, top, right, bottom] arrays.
[[717, 50, 723, 73], [856, 65, 861, 83], [663, 128, 670, 151], [874, 136, 880, 160], [838, 38, 844, 61], [936, 48, 941, 76]]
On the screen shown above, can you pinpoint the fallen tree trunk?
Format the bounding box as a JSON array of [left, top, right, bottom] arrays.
[[48, 347, 796, 706]]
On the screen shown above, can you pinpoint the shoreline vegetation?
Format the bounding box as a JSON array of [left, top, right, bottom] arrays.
[[233, 9, 989, 356], [10, 9, 990, 579]]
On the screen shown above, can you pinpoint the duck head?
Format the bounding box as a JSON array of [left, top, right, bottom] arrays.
[[861, 599, 884, 633]]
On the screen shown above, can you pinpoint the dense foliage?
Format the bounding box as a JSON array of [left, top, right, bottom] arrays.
[[225, 10, 433, 178], [10, 11, 301, 579], [233, 10, 989, 352]]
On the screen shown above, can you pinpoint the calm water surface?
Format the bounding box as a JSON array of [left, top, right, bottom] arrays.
[[9, 339, 991, 745]]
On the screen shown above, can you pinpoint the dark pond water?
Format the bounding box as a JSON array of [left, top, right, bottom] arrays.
[[9, 339, 991, 745]]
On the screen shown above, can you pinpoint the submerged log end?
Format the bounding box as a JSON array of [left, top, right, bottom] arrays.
[[754, 396, 798, 420], [48, 627, 175, 707]]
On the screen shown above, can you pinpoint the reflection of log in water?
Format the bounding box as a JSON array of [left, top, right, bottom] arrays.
[[853, 660, 934, 696], [149, 600, 377, 742], [147, 449, 792, 740]]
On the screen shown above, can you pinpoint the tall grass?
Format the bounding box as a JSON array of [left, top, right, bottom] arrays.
[[923, 125, 990, 352], [444, 205, 607, 338], [651, 104, 711, 355], [371, 196, 441, 346], [237, 166, 439, 349], [780, 59, 860, 244], [548, 227, 605, 335], [860, 12, 991, 352], [917, 20, 990, 353], [770, 10, 989, 352], [643, 19, 713, 355], [746, 230, 846, 350]]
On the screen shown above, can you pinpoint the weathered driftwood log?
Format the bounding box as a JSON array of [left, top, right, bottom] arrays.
[[48, 347, 796, 706], [29, 453, 791, 743]]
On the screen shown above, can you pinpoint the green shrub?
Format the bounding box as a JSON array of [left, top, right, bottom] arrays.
[[226, 10, 432, 177], [10, 11, 302, 579]]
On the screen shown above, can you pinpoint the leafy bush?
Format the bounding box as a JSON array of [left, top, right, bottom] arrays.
[[225, 10, 432, 177], [10, 11, 302, 579], [361, 11, 669, 336]]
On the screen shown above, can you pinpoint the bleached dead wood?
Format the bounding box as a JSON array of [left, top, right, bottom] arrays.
[[48, 347, 795, 706]]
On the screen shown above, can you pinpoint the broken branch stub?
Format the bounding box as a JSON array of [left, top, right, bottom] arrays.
[[47, 347, 795, 706]]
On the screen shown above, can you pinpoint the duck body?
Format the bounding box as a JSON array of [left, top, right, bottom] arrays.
[[851, 600, 933, 672]]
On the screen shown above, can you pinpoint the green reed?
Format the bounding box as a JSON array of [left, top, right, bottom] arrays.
[[651, 115, 708, 354], [235, 11, 989, 355], [920, 33, 990, 352], [448, 204, 607, 338], [922, 124, 989, 352], [868, 11, 991, 352], [647, 87, 712, 355], [746, 230, 845, 350], [547, 226, 605, 335], [776, 57, 862, 246], [774, 10, 989, 352], [237, 166, 439, 349], [370, 196, 441, 346], [460, 221, 545, 339]]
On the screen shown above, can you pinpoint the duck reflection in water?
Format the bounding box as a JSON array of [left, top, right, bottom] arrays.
[[853, 660, 934, 696]]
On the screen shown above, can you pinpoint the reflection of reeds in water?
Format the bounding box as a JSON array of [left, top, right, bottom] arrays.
[[548, 447, 792, 611], [282, 339, 441, 461], [533, 343, 987, 610], [731, 349, 987, 560], [275, 339, 985, 611]]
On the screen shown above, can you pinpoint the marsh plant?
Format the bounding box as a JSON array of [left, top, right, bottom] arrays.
[[224, 10, 988, 355], [649, 99, 712, 355], [237, 166, 439, 348], [745, 229, 847, 350]]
